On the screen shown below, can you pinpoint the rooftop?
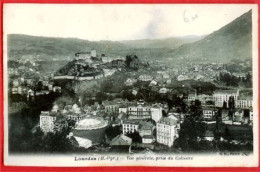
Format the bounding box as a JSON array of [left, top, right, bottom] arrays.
[[158, 116, 178, 125]]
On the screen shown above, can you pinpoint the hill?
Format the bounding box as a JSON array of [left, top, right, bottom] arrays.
[[120, 35, 205, 49], [165, 10, 252, 63], [7, 34, 204, 61]]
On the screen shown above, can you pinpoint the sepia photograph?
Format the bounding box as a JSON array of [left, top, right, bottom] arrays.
[[3, 4, 259, 167]]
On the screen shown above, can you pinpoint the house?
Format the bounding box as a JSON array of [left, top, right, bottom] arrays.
[[122, 120, 139, 134], [162, 73, 170, 79], [159, 87, 168, 94], [197, 94, 213, 104], [202, 108, 215, 120], [42, 80, 49, 87], [110, 134, 132, 146], [188, 92, 197, 102], [142, 135, 155, 144], [150, 104, 163, 122], [27, 89, 35, 100], [119, 105, 127, 114], [221, 109, 229, 121], [53, 86, 62, 92], [236, 95, 253, 109], [17, 86, 26, 95], [127, 104, 151, 120], [138, 121, 155, 137], [233, 109, 244, 122], [13, 80, 19, 87], [213, 90, 239, 107], [149, 80, 158, 86], [139, 75, 153, 82], [11, 87, 18, 94], [101, 56, 112, 63], [103, 100, 120, 114], [203, 130, 214, 141], [166, 79, 171, 84], [250, 111, 253, 122], [177, 75, 188, 81], [40, 111, 67, 133], [124, 78, 137, 86], [48, 84, 53, 91], [112, 112, 128, 127], [156, 115, 180, 147]]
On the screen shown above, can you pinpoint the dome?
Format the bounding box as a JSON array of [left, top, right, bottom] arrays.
[[75, 117, 108, 130]]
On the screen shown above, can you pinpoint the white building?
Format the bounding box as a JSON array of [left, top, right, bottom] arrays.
[[91, 49, 97, 57], [250, 111, 253, 121], [159, 87, 168, 94], [213, 90, 239, 107], [124, 78, 137, 86], [142, 135, 154, 144], [177, 75, 188, 81], [102, 56, 112, 63], [139, 75, 153, 81], [119, 107, 127, 114], [39, 111, 56, 133], [188, 92, 197, 102], [203, 108, 215, 120], [127, 105, 151, 120], [156, 116, 180, 147], [150, 106, 163, 122], [122, 120, 139, 134], [236, 96, 253, 109]]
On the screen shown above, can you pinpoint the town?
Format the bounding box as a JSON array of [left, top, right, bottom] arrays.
[[8, 48, 253, 154]]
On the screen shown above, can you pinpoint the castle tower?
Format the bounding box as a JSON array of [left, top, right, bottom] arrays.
[[91, 49, 97, 57]]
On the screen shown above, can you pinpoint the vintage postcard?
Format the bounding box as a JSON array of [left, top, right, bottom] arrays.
[[3, 4, 259, 167]]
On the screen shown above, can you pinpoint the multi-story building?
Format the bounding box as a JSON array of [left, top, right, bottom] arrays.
[[122, 120, 139, 134], [39, 111, 57, 133], [150, 105, 163, 122], [156, 116, 180, 147], [103, 100, 119, 114], [40, 111, 68, 133], [127, 105, 151, 120], [138, 121, 155, 137], [202, 108, 216, 120], [236, 95, 253, 109], [213, 90, 239, 107], [187, 92, 197, 102]]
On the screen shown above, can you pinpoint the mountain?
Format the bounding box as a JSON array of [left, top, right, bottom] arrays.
[[7, 34, 204, 61], [7, 10, 251, 63], [166, 10, 252, 63], [7, 34, 128, 61], [120, 35, 205, 49]]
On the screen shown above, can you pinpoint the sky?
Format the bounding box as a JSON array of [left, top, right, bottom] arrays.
[[4, 4, 254, 41]]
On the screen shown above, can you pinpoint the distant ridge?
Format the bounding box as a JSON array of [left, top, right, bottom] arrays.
[[7, 34, 204, 61], [166, 10, 252, 62], [7, 10, 251, 63]]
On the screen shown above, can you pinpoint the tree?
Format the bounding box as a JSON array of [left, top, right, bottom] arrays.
[[222, 101, 227, 109], [189, 100, 203, 119], [105, 125, 122, 140], [228, 96, 235, 109], [126, 131, 142, 143], [223, 126, 231, 141], [177, 117, 198, 151], [162, 110, 167, 117]]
